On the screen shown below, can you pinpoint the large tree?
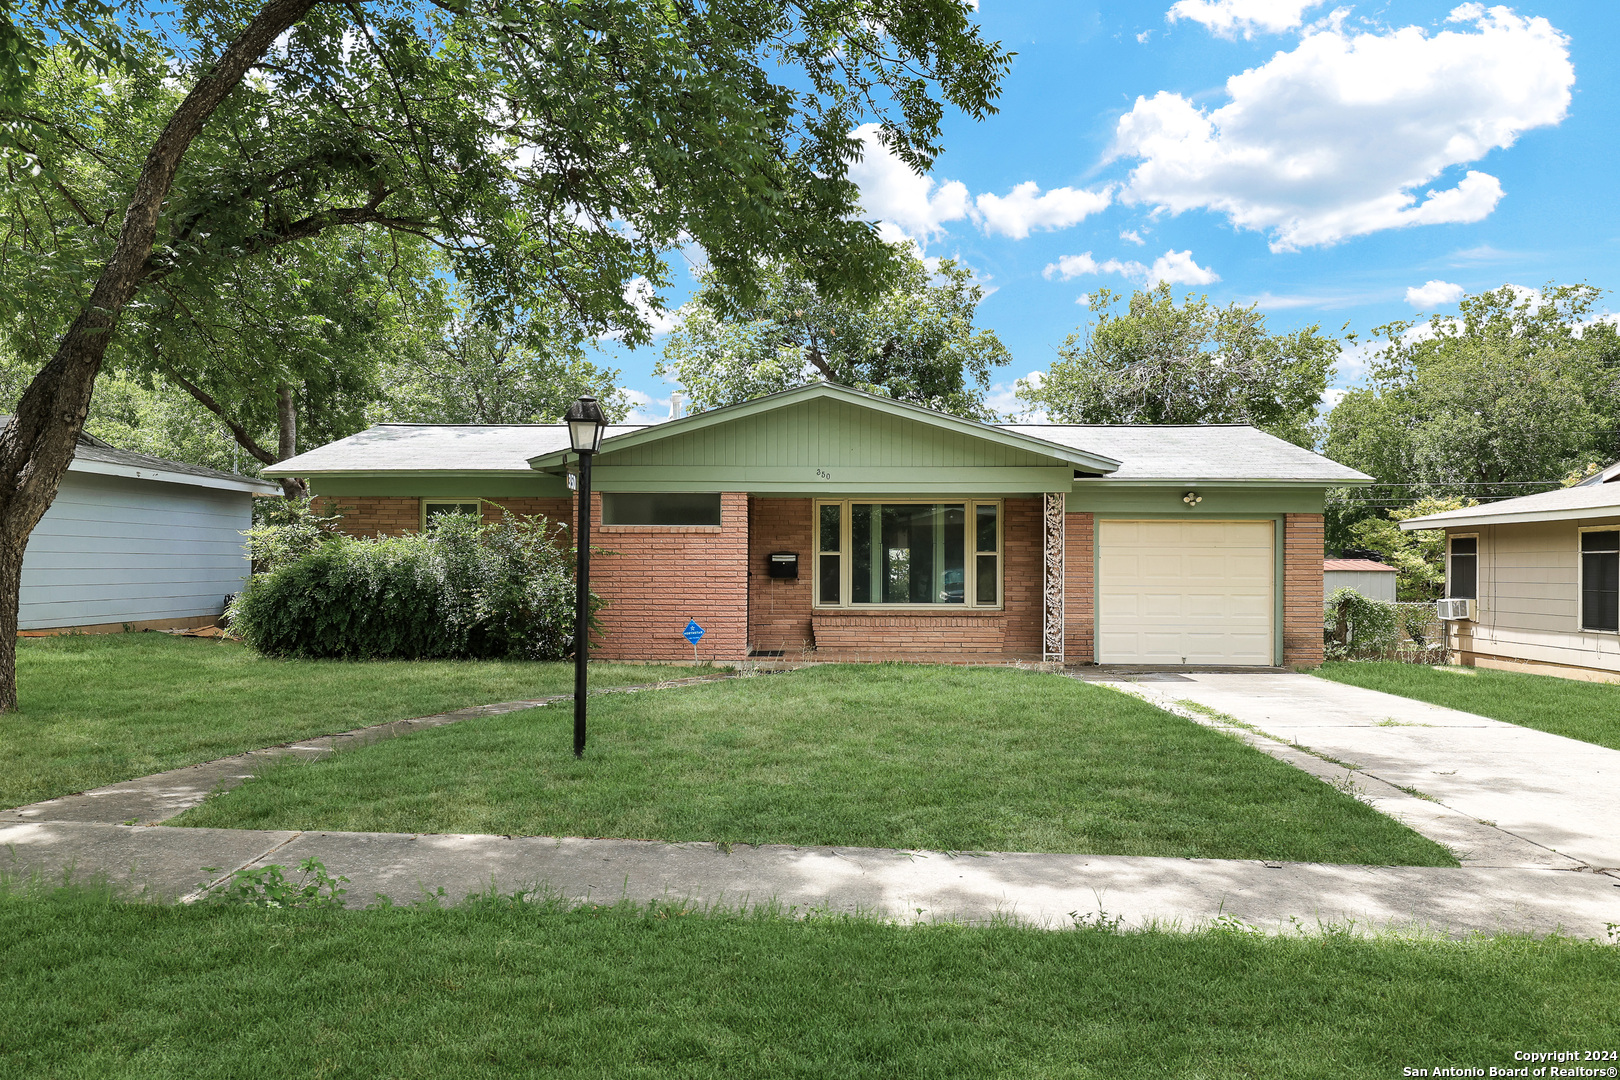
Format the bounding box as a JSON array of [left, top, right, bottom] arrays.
[[1018, 284, 1338, 447], [0, 0, 1008, 708], [657, 247, 1010, 419], [1322, 284, 1620, 549]]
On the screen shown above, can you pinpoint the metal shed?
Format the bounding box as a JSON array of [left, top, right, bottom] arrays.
[[1323, 558, 1398, 603], [19, 433, 279, 632]]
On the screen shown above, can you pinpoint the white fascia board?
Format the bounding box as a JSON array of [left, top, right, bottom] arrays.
[[1400, 505, 1620, 530], [69, 458, 280, 495]]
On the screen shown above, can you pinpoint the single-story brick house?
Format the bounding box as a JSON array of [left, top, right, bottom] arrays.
[[1402, 467, 1620, 682], [268, 384, 1367, 667]]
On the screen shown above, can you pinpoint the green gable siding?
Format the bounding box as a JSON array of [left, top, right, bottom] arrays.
[[602, 399, 1059, 470]]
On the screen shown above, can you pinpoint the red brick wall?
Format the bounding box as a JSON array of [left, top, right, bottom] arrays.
[[1284, 512, 1326, 667], [1000, 497, 1044, 660], [1064, 511, 1095, 664], [589, 491, 749, 662], [314, 495, 573, 538], [748, 497, 815, 654], [810, 613, 1008, 658]]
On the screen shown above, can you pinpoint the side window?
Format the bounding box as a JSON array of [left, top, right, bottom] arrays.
[[423, 500, 481, 528], [1447, 536, 1477, 600], [1582, 531, 1620, 632], [601, 493, 721, 526]]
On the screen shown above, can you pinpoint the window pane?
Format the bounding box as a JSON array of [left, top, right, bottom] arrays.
[[976, 554, 998, 604], [849, 504, 965, 604], [1449, 554, 1477, 599], [819, 503, 841, 553], [975, 504, 998, 553], [1582, 531, 1620, 553], [1450, 536, 1477, 555], [602, 492, 721, 526], [1583, 551, 1619, 631], [818, 554, 840, 605]]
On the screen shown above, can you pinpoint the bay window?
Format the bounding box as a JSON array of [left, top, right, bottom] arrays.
[[813, 499, 1001, 608]]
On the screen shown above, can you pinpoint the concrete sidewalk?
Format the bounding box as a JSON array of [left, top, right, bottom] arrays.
[[4, 821, 1618, 938], [1106, 672, 1620, 871], [3, 669, 1618, 938]]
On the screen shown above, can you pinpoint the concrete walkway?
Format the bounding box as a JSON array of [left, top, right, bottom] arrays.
[[3, 670, 1618, 938]]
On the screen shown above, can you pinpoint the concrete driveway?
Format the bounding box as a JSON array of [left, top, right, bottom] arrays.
[[1109, 671, 1620, 871]]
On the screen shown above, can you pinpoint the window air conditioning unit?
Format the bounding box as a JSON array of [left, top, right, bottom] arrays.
[[1437, 598, 1473, 621]]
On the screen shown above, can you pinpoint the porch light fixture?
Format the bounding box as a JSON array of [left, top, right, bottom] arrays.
[[565, 395, 609, 758], [1182, 491, 1203, 506]]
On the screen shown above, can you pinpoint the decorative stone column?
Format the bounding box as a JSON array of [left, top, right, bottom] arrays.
[[1042, 492, 1065, 664]]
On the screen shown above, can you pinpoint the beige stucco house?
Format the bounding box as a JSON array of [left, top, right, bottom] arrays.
[[1402, 468, 1620, 682]]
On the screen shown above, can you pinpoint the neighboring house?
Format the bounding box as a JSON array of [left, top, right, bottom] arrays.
[[20, 431, 279, 633], [1323, 558, 1398, 603], [1402, 473, 1620, 681], [268, 384, 1368, 667]]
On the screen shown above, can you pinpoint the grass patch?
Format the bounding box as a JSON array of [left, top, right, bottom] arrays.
[[1315, 662, 1620, 751], [0, 883, 1615, 1078], [0, 634, 657, 809], [178, 665, 1455, 866]]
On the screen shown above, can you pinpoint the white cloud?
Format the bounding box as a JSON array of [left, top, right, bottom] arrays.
[[1166, 0, 1322, 39], [974, 182, 1112, 240], [1113, 6, 1573, 250], [1148, 249, 1220, 286], [624, 276, 680, 337], [986, 371, 1049, 422], [1405, 279, 1465, 308], [1320, 386, 1347, 411], [1136, 29, 1154, 44], [621, 387, 675, 425], [1119, 229, 1145, 245], [850, 123, 1108, 244], [847, 124, 971, 243], [1044, 248, 1218, 288]]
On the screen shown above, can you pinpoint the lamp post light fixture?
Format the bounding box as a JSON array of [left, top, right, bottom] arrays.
[[565, 395, 609, 758]]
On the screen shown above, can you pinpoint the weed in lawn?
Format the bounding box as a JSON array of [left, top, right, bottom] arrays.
[[1375, 718, 1432, 727], [200, 858, 348, 909]]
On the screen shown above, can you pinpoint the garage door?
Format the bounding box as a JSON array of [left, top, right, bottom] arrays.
[[1097, 520, 1275, 666]]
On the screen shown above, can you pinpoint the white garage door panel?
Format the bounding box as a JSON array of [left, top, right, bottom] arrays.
[[1098, 520, 1275, 665]]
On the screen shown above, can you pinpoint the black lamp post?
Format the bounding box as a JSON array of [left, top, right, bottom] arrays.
[[565, 395, 608, 758]]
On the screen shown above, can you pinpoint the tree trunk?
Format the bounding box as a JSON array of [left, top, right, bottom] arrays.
[[275, 383, 308, 499], [0, 0, 321, 712]]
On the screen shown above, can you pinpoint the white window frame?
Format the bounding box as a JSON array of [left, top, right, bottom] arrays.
[[420, 498, 484, 529], [1446, 532, 1479, 601], [1577, 525, 1620, 634], [812, 498, 1003, 611]]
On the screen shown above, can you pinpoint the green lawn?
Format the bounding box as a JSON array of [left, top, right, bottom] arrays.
[[1, 886, 1613, 1079], [0, 634, 656, 809], [178, 665, 1456, 866], [1315, 661, 1620, 751]]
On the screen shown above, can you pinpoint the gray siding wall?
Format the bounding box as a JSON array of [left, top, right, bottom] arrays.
[[1323, 570, 1397, 602], [19, 471, 253, 630], [1447, 517, 1620, 673]]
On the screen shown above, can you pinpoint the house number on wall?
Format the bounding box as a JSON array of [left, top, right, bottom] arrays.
[[816, 469, 832, 479]]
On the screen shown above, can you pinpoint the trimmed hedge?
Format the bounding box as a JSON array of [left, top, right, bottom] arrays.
[[230, 511, 594, 660]]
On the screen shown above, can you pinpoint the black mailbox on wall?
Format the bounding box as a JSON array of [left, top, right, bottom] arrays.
[[767, 552, 799, 579]]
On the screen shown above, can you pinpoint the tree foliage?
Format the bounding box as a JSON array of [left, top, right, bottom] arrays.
[[1322, 284, 1620, 553], [1343, 496, 1476, 602], [1017, 284, 1338, 447], [657, 248, 1010, 419]]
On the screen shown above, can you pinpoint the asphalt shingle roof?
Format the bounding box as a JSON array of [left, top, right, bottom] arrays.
[[1002, 424, 1370, 483], [1401, 483, 1620, 528], [270, 419, 1367, 484]]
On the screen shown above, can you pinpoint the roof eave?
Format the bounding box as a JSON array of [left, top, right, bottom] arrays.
[[1400, 505, 1620, 530], [70, 457, 280, 494]]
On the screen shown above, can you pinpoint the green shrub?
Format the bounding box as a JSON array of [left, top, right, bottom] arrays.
[[1322, 587, 1400, 661], [230, 511, 597, 660]]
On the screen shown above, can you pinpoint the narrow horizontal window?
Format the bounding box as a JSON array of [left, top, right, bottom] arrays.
[[423, 500, 481, 527], [601, 492, 721, 526]]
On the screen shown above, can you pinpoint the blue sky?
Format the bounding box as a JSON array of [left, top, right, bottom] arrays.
[[602, 1, 1616, 424]]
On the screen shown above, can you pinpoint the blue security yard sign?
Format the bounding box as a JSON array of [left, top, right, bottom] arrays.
[[683, 619, 705, 645]]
